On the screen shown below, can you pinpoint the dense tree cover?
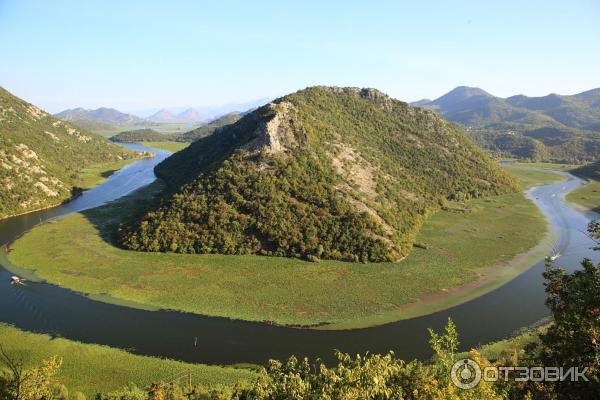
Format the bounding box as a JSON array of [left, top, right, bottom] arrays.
[[122, 151, 394, 262], [110, 129, 179, 143], [0, 87, 137, 219], [121, 87, 516, 262]]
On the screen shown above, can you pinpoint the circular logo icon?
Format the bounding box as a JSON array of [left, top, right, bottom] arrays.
[[451, 358, 481, 389]]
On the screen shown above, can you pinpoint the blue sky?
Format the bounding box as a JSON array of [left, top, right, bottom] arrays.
[[1, 0, 599, 113]]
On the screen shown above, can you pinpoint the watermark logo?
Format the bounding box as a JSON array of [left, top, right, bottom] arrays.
[[451, 358, 589, 389], [451, 358, 481, 389]]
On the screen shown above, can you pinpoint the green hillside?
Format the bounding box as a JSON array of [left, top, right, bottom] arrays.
[[0, 87, 138, 219], [414, 86, 600, 162], [120, 86, 516, 262]]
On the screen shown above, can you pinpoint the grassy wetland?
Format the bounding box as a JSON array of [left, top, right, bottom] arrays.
[[0, 324, 255, 398]]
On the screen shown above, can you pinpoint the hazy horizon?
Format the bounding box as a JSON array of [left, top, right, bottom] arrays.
[[1, 0, 599, 113]]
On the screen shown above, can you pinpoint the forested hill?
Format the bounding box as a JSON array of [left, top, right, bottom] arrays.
[[120, 86, 517, 262], [0, 87, 137, 219]]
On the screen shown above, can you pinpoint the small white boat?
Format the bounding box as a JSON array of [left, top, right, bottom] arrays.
[[549, 253, 561, 261], [10, 276, 25, 285]]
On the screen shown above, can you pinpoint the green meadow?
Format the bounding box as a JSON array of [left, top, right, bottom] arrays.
[[0, 324, 255, 398], [6, 166, 551, 329]]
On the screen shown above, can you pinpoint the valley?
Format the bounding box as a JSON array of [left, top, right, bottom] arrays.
[[2, 3, 599, 397], [1, 90, 598, 398]]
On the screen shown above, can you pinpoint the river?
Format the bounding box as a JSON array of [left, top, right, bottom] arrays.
[[0, 146, 598, 365]]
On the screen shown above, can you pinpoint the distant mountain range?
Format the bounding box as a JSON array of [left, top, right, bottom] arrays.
[[412, 86, 600, 162], [54, 97, 270, 129], [146, 108, 209, 123], [141, 98, 270, 123], [413, 86, 600, 130]]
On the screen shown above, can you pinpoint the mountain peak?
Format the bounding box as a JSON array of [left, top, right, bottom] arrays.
[[176, 108, 208, 122], [147, 109, 177, 123], [432, 86, 493, 106]]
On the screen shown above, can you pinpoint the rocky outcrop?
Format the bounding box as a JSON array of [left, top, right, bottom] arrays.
[[242, 102, 303, 155]]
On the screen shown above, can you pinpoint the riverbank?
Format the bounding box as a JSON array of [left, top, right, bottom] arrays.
[[5, 166, 553, 329], [0, 323, 255, 398]]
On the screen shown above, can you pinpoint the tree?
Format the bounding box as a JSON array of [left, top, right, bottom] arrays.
[[0, 345, 64, 400]]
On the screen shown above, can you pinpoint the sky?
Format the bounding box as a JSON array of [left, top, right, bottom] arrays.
[[0, 0, 599, 114]]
